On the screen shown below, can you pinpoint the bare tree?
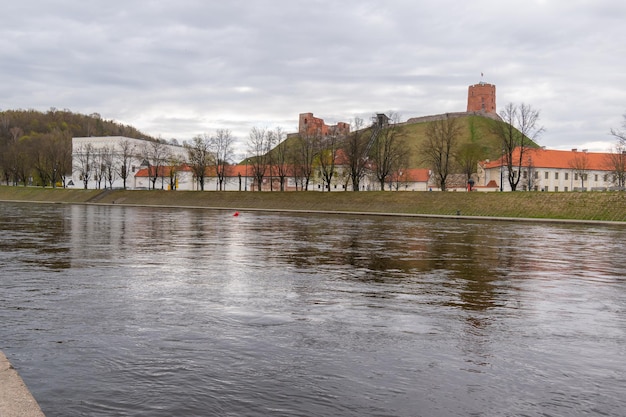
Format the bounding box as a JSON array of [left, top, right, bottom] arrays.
[[29, 136, 52, 187], [167, 152, 184, 191], [212, 129, 235, 191], [371, 114, 404, 190], [294, 132, 317, 191], [143, 140, 171, 190], [247, 127, 270, 191], [610, 113, 626, 144], [343, 117, 369, 191], [422, 115, 461, 191], [117, 139, 137, 190], [523, 156, 538, 191], [270, 127, 290, 191], [604, 143, 626, 189], [74, 143, 94, 189], [569, 151, 590, 190], [92, 147, 110, 189], [316, 130, 343, 192], [51, 131, 72, 188], [185, 135, 212, 191], [101, 146, 116, 189], [492, 103, 544, 191]]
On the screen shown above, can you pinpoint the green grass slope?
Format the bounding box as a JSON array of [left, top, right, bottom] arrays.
[[2, 186, 625, 223]]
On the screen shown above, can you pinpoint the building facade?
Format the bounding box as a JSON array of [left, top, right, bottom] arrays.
[[298, 113, 350, 137], [71, 136, 187, 189], [479, 147, 623, 192], [467, 82, 496, 113]]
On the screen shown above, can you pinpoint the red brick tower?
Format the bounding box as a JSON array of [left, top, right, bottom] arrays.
[[467, 82, 496, 113]]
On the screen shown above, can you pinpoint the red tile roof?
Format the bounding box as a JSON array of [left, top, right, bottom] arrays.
[[400, 168, 430, 182], [482, 147, 612, 171]]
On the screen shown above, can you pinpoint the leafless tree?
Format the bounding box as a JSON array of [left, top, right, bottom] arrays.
[[610, 113, 626, 145], [74, 143, 94, 189], [604, 143, 626, 189], [422, 115, 461, 191], [270, 127, 290, 191], [100, 146, 116, 189], [316, 130, 343, 192], [185, 134, 212, 191], [167, 153, 184, 191], [1, 127, 24, 185], [143, 139, 171, 190], [569, 151, 590, 190], [211, 129, 235, 191], [523, 156, 538, 191], [92, 147, 108, 189], [247, 127, 270, 191], [117, 139, 137, 190], [29, 136, 52, 187], [492, 103, 544, 191], [371, 114, 404, 190], [343, 117, 369, 191], [293, 132, 317, 191]]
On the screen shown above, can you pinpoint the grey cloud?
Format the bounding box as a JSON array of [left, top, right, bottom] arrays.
[[1, 0, 625, 151]]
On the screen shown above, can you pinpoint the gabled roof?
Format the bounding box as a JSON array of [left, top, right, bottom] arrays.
[[399, 168, 430, 182], [482, 147, 612, 171]]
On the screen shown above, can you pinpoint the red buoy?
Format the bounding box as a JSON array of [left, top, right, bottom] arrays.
[[233, 211, 240, 217]]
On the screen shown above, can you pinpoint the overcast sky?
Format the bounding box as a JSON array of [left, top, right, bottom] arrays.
[[2, 0, 625, 155]]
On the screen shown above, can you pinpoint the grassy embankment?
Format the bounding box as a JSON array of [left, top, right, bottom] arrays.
[[1, 186, 625, 223]]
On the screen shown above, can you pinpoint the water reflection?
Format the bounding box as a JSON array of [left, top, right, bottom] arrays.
[[1, 202, 626, 417]]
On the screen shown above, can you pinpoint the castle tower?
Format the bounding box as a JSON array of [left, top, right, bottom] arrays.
[[467, 82, 496, 113]]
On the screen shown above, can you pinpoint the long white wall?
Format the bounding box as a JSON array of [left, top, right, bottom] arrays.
[[71, 136, 186, 190]]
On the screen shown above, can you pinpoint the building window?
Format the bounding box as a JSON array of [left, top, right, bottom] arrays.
[[523, 171, 527, 179], [565, 173, 569, 180], [583, 174, 588, 181], [594, 174, 598, 182], [575, 173, 579, 181], [545, 172, 549, 179], [604, 174, 609, 182], [565, 186, 569, 192], [554, 186, 559, 192], [555, 172, 559, 180], [534, 171, 539, 179]]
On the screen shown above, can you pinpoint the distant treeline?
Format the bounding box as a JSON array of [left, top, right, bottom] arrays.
[[0, 108, 155, 187]]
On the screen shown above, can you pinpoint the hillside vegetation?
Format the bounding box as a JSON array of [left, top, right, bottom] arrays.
[[394, 115, 512, 168], [0, 108, 155, 142]]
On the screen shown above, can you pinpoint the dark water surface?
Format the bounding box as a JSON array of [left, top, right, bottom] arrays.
[[1, 202, 625, 416]]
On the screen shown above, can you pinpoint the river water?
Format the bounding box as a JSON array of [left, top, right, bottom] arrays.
[[1, 202, 625, 416]]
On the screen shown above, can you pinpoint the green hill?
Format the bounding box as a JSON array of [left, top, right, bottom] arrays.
[[395, 114, 511, 168]]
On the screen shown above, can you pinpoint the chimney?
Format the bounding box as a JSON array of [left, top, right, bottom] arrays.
[[572, 148, 577, 152]]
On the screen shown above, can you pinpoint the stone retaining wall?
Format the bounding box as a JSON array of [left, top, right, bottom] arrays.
[[0, 351, 45, 417]]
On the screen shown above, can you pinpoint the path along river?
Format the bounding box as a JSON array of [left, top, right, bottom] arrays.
[[1, 202, 625, 416]]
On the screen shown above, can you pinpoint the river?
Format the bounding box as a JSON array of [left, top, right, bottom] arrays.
[[1, 202, 625, 416]]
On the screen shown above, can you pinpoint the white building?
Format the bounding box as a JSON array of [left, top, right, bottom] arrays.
[[71, 136, 187, 189], [479, 147, 624, 192]]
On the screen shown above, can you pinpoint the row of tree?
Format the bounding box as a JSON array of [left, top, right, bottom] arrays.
[[4, 106, 625, 192], [0, 109, 155, 187], [242, 115, 410, 192]]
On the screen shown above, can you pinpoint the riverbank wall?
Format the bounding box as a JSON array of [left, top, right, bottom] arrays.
[[0, 351, 45, 417], [1, 186, 625, 223]]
